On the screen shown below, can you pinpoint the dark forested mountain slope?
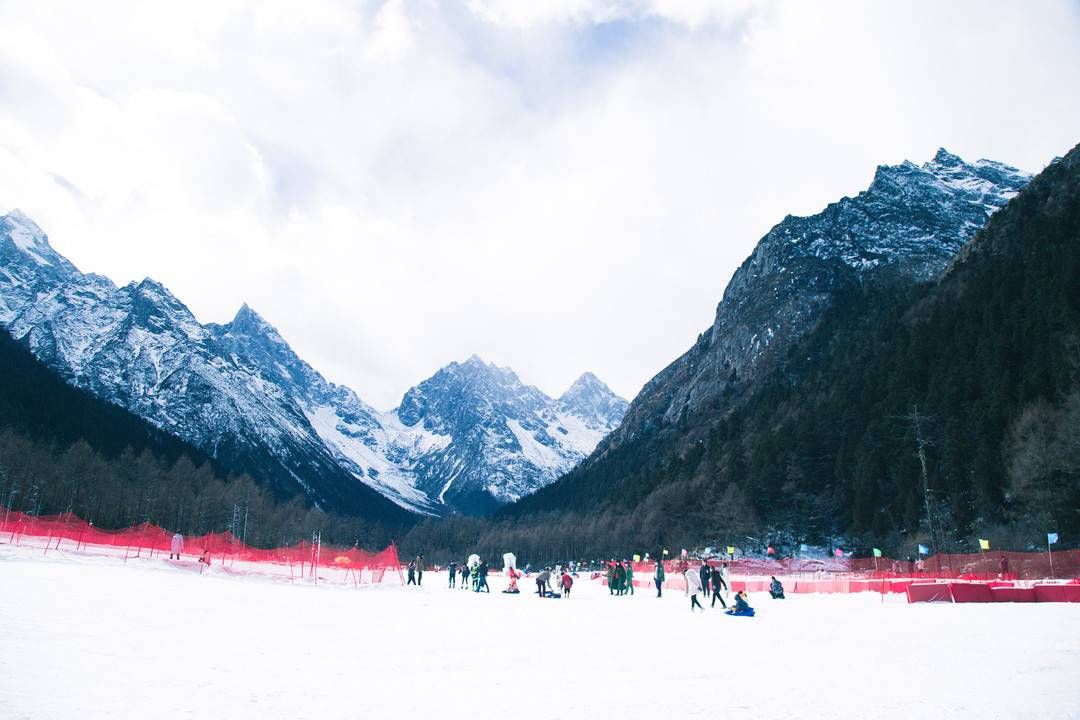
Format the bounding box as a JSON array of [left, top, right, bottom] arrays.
[[491, 144, 1078, 558]]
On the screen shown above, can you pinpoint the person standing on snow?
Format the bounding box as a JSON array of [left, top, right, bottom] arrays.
[[476, 560, 490, 592], [769, 576, 785, 599], [720, 563, 732, 604], [170, 531, 183, 560], [684, 568, 704, 612], [654, 561, 666, 598], [460, 562, 470, 589], [448, 560, 458, 588], [625, 560, 634, 595], [415, 554, 424, 586], [615, 561, 627, 596], [407, 560, 416, 585], [536, 569, 552, 597], [711, 566, 728, 608], [561, 569, 573, 598], [607, 561, 617, 595], [699, 562, 711, 600]]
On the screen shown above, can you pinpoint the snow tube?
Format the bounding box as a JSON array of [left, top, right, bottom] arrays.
[[725, 608, 755, 617]]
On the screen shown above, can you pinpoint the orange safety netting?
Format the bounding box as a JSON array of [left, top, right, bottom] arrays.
[[0, 510, 402, 583]]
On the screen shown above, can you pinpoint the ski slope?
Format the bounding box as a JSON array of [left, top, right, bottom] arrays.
[[1, 543, 1077, 720]]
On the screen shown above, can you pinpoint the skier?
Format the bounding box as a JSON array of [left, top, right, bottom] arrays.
[[699, 562, 711, 600], [769, 576, 785, 599], [169, 531, 183, 560], [711, 566, 728, 608], [726, 590, 755, 617], [407, 560, 416, 585], [684, 568, 704, 612], [476, 560, 490, 592], [654, 561, 665, 598], [415, 554, 424, 586], [536, 568, 552, 597], [625, 560, 634, 596], [448, 560, 457, 588], [561, 568, 573, 598]]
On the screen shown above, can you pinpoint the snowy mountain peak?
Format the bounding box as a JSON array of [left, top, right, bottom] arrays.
[[930, 147, 964, 167], [1, 209, 75, 272], [557, 372, 629, 431]]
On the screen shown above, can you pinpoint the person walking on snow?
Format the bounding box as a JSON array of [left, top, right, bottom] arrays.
[[170, 531, 183, 560], [685, 568, 704, 612], [720, 563, 732, 605], [625, 560, 634, 595], [711, 566, 728, 608], [654, 561, 666, 598]]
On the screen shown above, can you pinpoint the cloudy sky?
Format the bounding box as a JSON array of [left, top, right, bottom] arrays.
[[1, 1, 1078, 408]]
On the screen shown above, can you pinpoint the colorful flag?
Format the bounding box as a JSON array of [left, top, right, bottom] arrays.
[[978, 538, 990, 551], [834, 548, 844, 558], [726, 546, 736, 555], [917, 544, 930, 555], [1048, 532, 1059, 545], [766, 546, 776, 556], [872, 548, 882, 558]]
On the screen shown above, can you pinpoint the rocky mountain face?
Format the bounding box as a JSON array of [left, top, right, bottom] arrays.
[[0, 213, 626, 517], [604, 149, 1030, 452]]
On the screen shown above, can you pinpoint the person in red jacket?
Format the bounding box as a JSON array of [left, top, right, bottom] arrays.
[[561, 569, 574, 598]]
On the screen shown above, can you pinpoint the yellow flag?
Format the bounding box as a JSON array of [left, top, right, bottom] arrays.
[[726, 546, 736, 554], [632, 554, 641, 563], [662, 549, 669, 556], [978, 538, 990, 550]]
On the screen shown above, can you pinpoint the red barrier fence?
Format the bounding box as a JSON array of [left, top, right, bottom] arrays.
[[623, 549, 1080, 582], [0, 510, 402, 583]]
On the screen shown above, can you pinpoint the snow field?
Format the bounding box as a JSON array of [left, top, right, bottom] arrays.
[[1, 544, 1078, 720]]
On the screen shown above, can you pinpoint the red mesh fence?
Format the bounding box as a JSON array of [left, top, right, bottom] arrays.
[[0, 510, 402, 584]]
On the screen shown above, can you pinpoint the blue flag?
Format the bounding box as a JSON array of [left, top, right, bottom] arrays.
[[1048, 532, 1059, 545], [918, 544, 929, 555]]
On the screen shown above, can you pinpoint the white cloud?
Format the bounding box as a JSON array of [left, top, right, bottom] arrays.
[[1, 0, 1078, 409]]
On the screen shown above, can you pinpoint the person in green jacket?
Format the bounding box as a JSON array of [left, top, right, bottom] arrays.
[[624, 560, 634, 596], [654, 562, 665, 598]]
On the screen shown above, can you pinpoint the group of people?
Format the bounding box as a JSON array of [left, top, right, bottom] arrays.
[[605, 560, 635, 596], [406, 554, 425, 585], [533, 567, 574, 598], [442, 558, 491, 592], [683, 562, 733, 611]]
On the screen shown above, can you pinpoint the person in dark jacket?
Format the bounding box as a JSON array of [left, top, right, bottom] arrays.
[[607, 561, 617, 596], [625, 561, 634, 596], [415, 554, 424, 586], [407, 560, 416, 585], [615, 561, 627, 596], [448, 560, 458, 588], [654, 562, 666, 598], [476, 560, 490, 592], [460, 562, 469, 589], [711, 566, 728, 608], [727, 590, 755, 617], [699, 563, 711, 599], [769, 576, 785, 599]]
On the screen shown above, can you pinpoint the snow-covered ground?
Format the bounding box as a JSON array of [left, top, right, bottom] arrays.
[[1, 543, 1077, 720]]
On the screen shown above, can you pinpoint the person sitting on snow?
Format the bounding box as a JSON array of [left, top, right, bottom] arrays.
[[726, 590, 755, 617], [506, 567, 520, 593], [769, 576, 785, 600]]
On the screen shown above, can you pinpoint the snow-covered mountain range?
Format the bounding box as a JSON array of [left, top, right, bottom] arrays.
[[0, 210, 627, 517]]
